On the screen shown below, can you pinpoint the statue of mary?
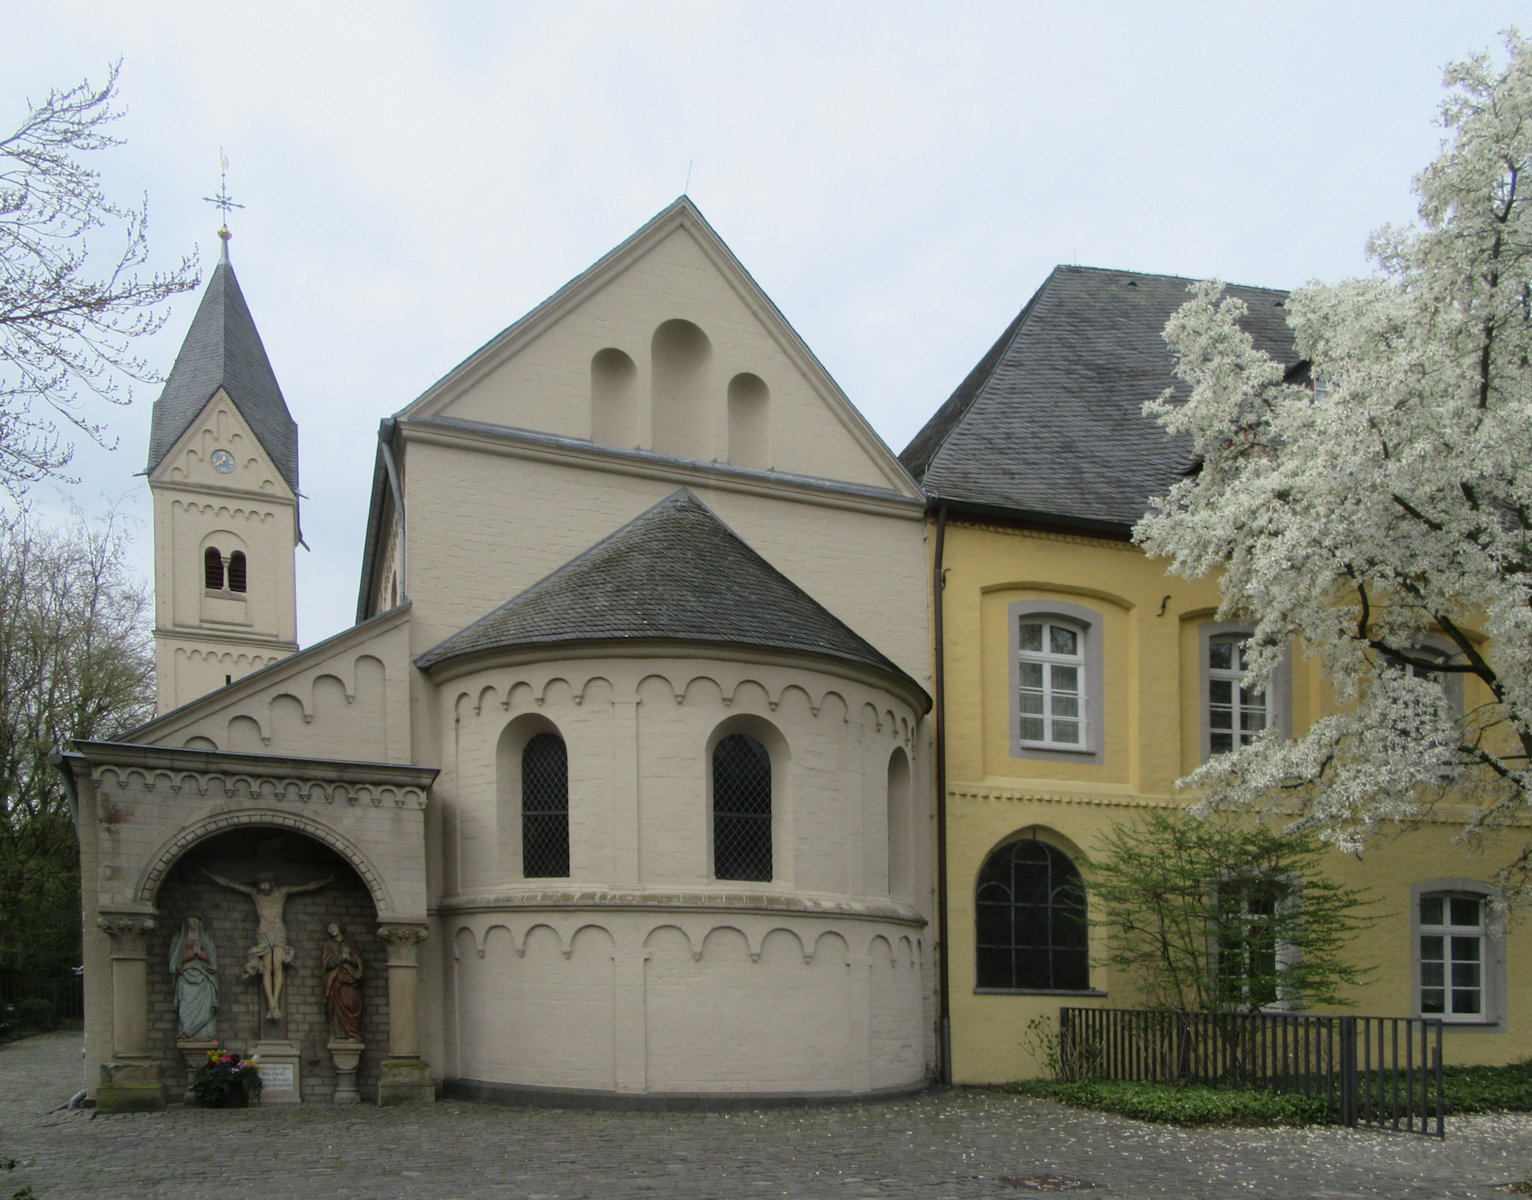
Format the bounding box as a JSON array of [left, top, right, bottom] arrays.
[[170, 916, 219, 1040]]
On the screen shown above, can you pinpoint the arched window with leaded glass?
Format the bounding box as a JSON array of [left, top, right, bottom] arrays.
[[975, 838, 1088, 991], [521, 732, 569, 878], [713, 732, 772, 882]]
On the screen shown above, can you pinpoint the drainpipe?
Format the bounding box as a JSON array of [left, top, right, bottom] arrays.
[[933, 505, 952, 1084]]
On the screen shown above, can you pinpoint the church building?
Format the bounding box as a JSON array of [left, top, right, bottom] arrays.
[[62, 200, 936, 1109]]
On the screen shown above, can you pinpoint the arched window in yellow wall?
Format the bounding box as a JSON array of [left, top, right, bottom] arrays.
[[204, 547, 225, 591], [975, 839, 1088, 991]]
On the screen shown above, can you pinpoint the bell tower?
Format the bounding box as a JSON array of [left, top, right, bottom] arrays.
[[146, 229, 300, 714]]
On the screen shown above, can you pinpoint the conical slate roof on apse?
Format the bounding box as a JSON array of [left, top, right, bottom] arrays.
[[417, 489, 915, 686], [145, 243, 299, 494]]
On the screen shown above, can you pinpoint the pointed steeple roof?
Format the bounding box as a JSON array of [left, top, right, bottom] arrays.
[[417, 489, 919, 694], [145, 241, 299, 494]]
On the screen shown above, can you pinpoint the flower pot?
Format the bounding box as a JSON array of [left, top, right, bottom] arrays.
[[219, 1086, 248, 1108]]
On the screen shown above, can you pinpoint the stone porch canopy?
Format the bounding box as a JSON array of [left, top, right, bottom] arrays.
[[58, 741, 438, 927], [58, 740, 439, 1110]]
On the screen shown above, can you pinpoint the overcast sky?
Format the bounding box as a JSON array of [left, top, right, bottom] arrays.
[[6, 2, 1526, 645]]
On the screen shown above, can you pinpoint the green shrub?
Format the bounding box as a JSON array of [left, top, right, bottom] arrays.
[[12, 999, 55, 1033], [1440, 1061, 1532, 1114], [1006, 1078, 1330, 1126], [1005, 1059, 1532, 1127]]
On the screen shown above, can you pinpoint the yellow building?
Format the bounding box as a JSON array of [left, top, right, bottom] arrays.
[[900, 265, 1531, 1082]]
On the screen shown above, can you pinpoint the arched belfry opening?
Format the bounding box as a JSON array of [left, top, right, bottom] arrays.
[[152, 827, 387, 1104]]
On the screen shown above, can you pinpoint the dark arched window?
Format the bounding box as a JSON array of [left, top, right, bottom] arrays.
[[521, 733, 569, 878], [227, 550, 247, 593], [713, 733, 771, 882], [975, 840, 1088, 990], [204, 547, 224, 590]]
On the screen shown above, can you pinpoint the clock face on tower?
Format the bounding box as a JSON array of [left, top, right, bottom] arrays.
[[210, 449, 235, 474]]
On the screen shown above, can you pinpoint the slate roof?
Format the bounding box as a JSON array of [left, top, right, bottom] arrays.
[[900, 265, 1297, 530], [416, 489, 917, 691], [145, 248, 299, 495]]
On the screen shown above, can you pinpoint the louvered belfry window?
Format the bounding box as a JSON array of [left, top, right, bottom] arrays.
[[227, 550, 248, 593], [204, 547, 224, 590], [713, 733, 772, 882], [521, 733, 569, 878]]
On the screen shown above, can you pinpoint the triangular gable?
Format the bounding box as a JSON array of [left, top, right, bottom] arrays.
[[395, 198, 918, 497], [135, 605, 413, 761], [417, 488, 924, 701], [147, 386, 296, 501]]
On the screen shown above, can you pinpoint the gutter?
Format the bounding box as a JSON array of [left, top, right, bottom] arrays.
[[932, 504, 951, 1084]]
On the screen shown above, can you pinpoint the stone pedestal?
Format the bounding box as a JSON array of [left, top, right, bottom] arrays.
[[378, 1057, 434, 1106], [96, 1059, 165, 1113], [328, 1039, 364, 1104], [249, 1039, 302, 1104], [176, 1038, 220, 1104]]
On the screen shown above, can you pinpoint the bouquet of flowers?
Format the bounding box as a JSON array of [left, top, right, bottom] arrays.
[[190, 1048, 264, 1106]]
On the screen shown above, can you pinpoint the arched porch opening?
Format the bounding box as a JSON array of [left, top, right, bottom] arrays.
[[150, 826, 387, 1104]]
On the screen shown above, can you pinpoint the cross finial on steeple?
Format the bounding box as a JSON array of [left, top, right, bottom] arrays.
[[203, 147, 244, 260]]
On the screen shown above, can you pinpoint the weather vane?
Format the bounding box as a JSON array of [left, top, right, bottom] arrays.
[[202, 147, 244, 246]]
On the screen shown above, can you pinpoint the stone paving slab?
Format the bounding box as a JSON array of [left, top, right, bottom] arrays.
[[4, 1032, 1532, 1199]]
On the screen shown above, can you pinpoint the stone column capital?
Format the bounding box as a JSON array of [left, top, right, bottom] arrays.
[[377, 923, 429, 965], [97, 913, 156, 943]]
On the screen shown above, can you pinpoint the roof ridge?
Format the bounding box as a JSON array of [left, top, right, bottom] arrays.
[[1054, 261, 1291, 295]]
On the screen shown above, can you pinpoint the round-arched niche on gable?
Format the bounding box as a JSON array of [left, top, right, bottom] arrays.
[[727, 372, 770, 469], [650, 319, 712, 461], [590, 347, 638, 449]]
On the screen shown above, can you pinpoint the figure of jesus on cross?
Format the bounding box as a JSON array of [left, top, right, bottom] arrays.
[[200, 868, 335, 1019]]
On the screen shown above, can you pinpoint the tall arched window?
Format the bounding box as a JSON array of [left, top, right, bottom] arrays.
[[204, 547, 225, 590], [227, 550, 248, 594], [713, 733, 771, 882], [975, 839, 1088, 991], [521, 733, 569, 878], [887, 747, 912, 901]]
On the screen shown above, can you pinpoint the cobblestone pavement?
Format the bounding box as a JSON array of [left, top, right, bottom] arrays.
[[5, 1032, 1532, 1199]]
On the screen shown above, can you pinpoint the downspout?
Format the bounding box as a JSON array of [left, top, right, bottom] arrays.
[[379, 420, 407, 602], [933, 505, 952, 1085]]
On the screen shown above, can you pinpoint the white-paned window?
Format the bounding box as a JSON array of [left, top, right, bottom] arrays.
[[1207, 635, 1267, 755], [1017, 618, 1087, 750], [1418, 892, 1487, 1021]]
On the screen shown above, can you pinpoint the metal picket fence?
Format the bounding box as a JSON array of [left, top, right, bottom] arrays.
[[1059, 1007, 1444, 1137]]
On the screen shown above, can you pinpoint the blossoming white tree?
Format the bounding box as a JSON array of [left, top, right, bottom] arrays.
[[1136, 33, 1532, 892]]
